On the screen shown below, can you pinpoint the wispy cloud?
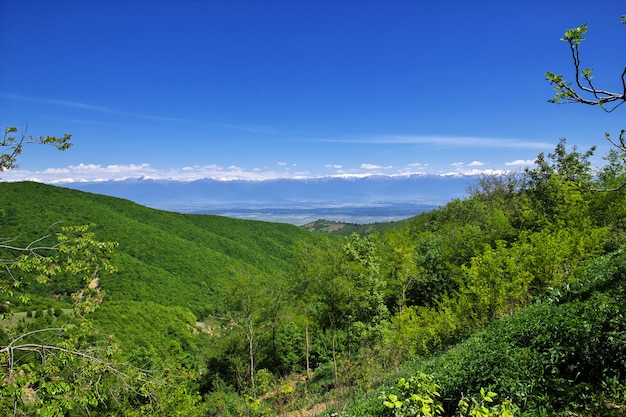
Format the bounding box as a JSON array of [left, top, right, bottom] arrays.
[[1, 94, 110, 112], [209, 122, 281, 134], [1, 93, 190, 123], [2, 93, 287, 133], [317, 134, 553, 150], [468, 161, 484, 167]]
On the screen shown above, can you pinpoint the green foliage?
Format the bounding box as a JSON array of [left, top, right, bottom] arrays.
[[0, 223, 145, 415], [118, 368, 206, 417], [1, 126, 71, 175], [385, 303, 459, 362], [1, 223, 117, 307], [273, 321, 306, 373], [381, 373, 444, 417], [457, 388, 517, 417], [416, 249, 626, 416], [459, 240, 531, 327], [336, 138, 626, 416], [380, 374, 516, 417], [522, 139, 597, 228]]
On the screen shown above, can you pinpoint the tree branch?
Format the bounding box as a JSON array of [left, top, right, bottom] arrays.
[[1, 125, 71, 174], [546, 23, 626, 112]]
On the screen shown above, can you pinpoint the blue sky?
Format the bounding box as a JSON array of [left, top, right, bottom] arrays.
[[1, 0, 624, 183]]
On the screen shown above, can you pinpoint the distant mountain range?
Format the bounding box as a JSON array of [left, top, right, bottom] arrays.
[[60, 174, 474, 224]]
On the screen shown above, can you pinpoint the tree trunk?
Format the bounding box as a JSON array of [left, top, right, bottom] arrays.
[[245, 290, 255, 394], [329, 313, 338, 385], [305, 318, 311, 380]]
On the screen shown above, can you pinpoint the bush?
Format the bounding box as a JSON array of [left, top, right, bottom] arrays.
[[380, 373, 444, 417], [422, 250, 626, 416], [380, 373, 516, 417]]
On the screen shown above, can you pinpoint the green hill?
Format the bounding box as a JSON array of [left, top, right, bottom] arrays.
[[0, 181, 312, 355], [301, 218, 409, 235]]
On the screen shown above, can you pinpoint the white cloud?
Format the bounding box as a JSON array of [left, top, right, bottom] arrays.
[[0, 164, 247, 183], [468, 161, 484, 167], [505, 159, 536, 166], [460, 168, 508, 176], [278, 162, 287, 166], [0, 158, 517, 184], [355, 164, 394, 171], [361, 163, 381, 169]]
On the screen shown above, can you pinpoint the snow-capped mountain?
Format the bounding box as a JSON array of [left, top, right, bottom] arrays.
[[60, 174, 474, 224]]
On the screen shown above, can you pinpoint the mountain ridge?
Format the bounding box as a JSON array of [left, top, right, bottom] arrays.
[[58, 174, 472, 223]]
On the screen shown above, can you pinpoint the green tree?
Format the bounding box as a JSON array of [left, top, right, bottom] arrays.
[[460, 240, 533, 327], [522, 139, 596, 229], [381, 228, 420, 312], [291, 235, 329, 379], [216, 266, 275, 394], [292, 233, 384, 383], [342, 233, 389, 350], [0, 126, 125, 414], [308, 236, 349, 383]]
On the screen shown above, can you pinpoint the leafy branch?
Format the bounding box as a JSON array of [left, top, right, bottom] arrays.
[[545, 17, 626, 193], [0, 224, 117, 309], [1, 125, 72, 175], [545, 19, 626, 112], [0, 324, 160, 416]]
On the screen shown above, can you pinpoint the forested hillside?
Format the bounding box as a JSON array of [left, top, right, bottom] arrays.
[[0, 181, 311, 356], [2, 137, 626, 416]]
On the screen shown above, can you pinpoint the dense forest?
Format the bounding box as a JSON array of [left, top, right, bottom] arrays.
[[1, 136, 626, 416]]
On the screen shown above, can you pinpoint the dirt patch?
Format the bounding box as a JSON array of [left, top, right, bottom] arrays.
[[280, 400, 335, 417], [195, 321, 214, 335]]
